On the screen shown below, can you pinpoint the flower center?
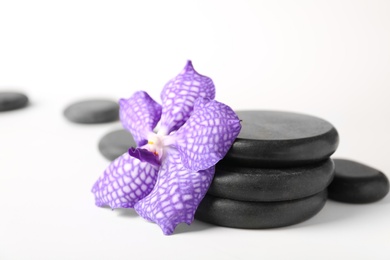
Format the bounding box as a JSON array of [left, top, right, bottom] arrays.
[[128, 132, 176, 166], [145, 133, 176, 161], [147, 134, 164, 157]]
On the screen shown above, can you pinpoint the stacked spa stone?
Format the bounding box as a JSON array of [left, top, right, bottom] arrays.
[[195, 110, 339, 229]]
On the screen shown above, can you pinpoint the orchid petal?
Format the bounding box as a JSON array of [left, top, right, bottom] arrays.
[[159, 61, 215, 135], [134, 149, 215, 235], [91, 152, 159, 208], [119, 91, 162, 146], [174, 98, 241, 172]]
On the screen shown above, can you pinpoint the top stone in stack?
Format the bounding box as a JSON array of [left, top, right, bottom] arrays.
[[219, 110, 339, 168]]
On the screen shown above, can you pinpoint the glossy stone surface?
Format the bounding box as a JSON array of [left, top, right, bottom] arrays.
[[328, 159, 389, 203], [209, 159, 334, 201], [195, 190, 327, 229], [0, 92, 29, 112], [64, 99, 119, 124], [220, 110, 339, 167], [98, 129, 136, 161]]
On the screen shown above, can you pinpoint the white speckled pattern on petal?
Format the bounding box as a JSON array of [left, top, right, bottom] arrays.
[[159, 61, 215, 134], [92, 152, 159, 209], [134, 149, 215, 235], [174, 98, 241, 172], [119, 91, 162, 146]]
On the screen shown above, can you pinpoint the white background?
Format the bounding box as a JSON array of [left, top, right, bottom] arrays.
[[1, 0, 389, 259]]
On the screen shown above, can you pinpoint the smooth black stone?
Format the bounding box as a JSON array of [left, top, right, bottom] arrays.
[[209, 159, 334, 202], [98, 129, 136, 161], [195, 190, 327, 229], [328, 159, 389, 203], [220, 110, 339, 167], [0, 92, 29, 112], [64, 99, 119, 124]]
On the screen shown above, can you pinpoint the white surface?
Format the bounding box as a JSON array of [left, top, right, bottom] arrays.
[[1, 1, 390, 259]]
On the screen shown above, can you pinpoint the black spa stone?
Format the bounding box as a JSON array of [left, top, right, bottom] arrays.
[[0, 92, 29, 112], [195, 190, 327, 229], [328, 159, 389, 203], [98, 129, 136, 161], [220, 110, 339, 167], [64, 99, 119, 124], [209, 159, 334, 202]]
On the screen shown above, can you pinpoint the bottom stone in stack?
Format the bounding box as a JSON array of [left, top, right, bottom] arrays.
[[195, 190, 327, 229]]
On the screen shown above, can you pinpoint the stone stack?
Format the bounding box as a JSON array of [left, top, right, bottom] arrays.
[[195, 110, 339, 229]]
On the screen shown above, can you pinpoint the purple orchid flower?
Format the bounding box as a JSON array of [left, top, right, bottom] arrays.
[[91, 61, 241, 235]]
